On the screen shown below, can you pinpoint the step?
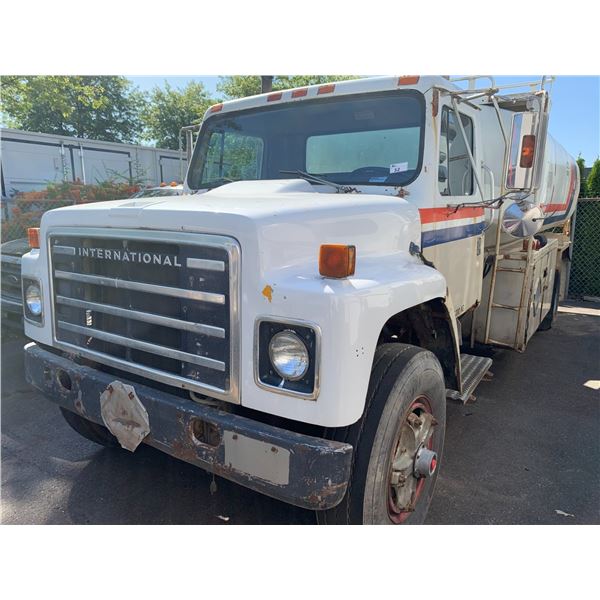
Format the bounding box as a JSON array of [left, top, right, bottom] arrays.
[[446, 353, 493, 403]]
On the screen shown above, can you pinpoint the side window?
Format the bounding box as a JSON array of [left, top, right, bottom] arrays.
[[202, 131, 263, 184], [438, 107, 474, 196]]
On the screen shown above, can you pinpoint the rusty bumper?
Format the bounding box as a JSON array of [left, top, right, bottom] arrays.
[[24, 343, 353, 510]]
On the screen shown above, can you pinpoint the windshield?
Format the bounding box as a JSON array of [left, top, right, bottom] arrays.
[[187, 91, 425, 190]]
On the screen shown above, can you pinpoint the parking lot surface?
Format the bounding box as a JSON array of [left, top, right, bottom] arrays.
[[2, 303, 599, 525]]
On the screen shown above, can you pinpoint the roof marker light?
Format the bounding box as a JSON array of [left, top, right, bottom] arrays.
[[317, 84, 335, 95], [292, 88, 308, 98], [267, 92, 282, 102], [398, 76, 420, 85], [210, 103, 223, 113]]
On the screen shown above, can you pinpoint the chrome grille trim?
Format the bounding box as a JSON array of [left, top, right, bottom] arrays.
[[52, 245, 76, 256], [55, 296, 226, 338], [186, 258, 225, 271], [57, 321, 226, 371], [54, 270, 226, 304], [47, 227, 241, 403], [1, 255, 21, 264]]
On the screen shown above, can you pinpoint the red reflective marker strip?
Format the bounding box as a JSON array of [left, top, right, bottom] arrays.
[[419, 207, 484, 224], [291, 88, 308, 98], [317, 84, 335, 94], [267, 92, 282, 102]]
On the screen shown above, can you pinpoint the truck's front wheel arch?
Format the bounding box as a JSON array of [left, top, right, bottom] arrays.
[[376, 298, 459, 391]]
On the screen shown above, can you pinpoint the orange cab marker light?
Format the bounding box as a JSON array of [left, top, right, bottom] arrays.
[[319, 244, 356, 278], [210, 103, 223, 113], [398, 76, 420, 86], [159, 182, 167, 187], [28, 227, 40, 249], [292, 88, 308, 98], [169, 181, 178, 187], [317, 84, 335, 95], [267, 92, 282, 102], [520, 135, 536, 168]]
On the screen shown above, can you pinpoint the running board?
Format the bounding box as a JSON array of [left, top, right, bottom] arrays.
[[447, 353, 493, 403]]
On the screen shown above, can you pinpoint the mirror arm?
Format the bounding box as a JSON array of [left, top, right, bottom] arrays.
[[451, 96, 486, 202]]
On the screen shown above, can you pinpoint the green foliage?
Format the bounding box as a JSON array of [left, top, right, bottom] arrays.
[[587, 158, 600, 198], [141, 81, 213, 150], [576, 156, 588, 198], [217, 75, 360, 99], [2, 181, 140, 242], [1, 76, 145, 143]]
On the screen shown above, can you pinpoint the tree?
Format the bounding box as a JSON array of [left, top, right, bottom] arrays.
[[587, 158, 600, 198], [141, 81, 214, 150], [1, 76, 145, 143], [576, 156, 588, 198], [217, 75, 360, 99]]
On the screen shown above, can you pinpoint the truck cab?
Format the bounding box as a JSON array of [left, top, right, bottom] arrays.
[[21, 76, 577, 524]]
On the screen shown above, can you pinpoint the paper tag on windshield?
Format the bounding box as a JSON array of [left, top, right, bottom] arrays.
[[390, 162, 408, 174]]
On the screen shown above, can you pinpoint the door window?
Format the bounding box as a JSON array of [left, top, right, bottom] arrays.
[[438, 106, 474, 196]]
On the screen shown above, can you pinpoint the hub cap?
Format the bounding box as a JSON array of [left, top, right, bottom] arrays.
[[388, 398, 437, 523]]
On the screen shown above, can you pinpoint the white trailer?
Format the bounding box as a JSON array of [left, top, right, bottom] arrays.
[[20, 75, 578, 524], [1, 128, 184, 199]]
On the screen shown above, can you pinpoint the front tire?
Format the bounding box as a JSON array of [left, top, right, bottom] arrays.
[[319, 343, 446, 524]]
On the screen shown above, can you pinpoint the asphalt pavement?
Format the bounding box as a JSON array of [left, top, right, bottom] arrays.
[[2, 302, 599, 525]]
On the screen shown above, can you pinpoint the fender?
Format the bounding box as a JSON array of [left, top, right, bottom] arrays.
[[240, 254, 456, 427]]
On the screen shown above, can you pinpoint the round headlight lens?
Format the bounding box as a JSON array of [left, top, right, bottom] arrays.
[[268, 330, 309, 381], [25, 284, 42, 316]]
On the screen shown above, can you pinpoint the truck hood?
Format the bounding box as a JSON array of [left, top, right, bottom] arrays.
[[41, 179, 421, 275]]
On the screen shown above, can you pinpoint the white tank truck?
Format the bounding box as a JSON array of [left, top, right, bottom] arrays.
[[21, 75, 578, 524]]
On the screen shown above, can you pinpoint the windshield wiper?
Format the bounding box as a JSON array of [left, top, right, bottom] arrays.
[[280, 170, 359, 194]]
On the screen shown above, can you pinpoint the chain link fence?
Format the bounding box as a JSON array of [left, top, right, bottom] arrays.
[[569, 198, 600, 299]]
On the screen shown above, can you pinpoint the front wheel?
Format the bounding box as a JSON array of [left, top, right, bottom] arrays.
[[319, 343, 446, 524]]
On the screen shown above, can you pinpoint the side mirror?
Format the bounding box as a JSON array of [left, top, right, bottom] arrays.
[[505, 93, 548, 193], [505, 112, 537, 190]]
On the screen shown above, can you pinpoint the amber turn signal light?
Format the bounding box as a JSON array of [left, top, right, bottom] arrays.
[[28, 227, 40, 249], [520, 135, 536, 168], [319, 244, 356, 278]]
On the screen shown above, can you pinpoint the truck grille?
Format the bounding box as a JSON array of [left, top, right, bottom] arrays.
[[1, 254, 23, 303], [48, 228, 240, 403]]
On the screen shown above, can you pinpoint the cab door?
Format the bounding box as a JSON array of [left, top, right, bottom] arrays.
[[423, 103, 485, 317]]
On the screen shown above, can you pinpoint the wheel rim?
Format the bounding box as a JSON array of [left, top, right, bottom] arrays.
[[387, 396, 438, 524]]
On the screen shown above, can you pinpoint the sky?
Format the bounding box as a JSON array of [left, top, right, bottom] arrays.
[[129, 75, 599, 165]]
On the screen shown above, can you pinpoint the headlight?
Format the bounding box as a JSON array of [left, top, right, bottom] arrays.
[[25, 283, 42, 316], [268, 330, 310, 381], [256, 319, 320, 399]]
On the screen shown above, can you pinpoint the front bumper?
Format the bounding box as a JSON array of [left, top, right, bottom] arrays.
[[24, 343, 353, 510]]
